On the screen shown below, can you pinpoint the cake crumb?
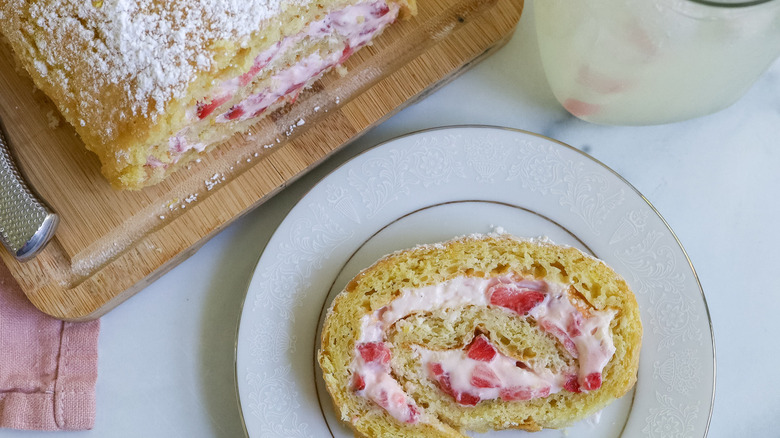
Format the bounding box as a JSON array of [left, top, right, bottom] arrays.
[[46, 110, 60, 129], [490, 225, 507, 235]]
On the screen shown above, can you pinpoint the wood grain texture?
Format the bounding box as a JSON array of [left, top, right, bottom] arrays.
[[0, 0, 523, 321]]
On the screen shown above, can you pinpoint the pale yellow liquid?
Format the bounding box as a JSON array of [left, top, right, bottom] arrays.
[[535, 0, 780, 125]]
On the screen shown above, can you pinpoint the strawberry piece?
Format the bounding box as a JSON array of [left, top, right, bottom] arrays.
[[500, 385, 551, 401], [238, 71, 258, 88], [338, 45, 354, 65], [489, 285, 545, 316], [429, 360, 486, 406], [405, 404, 420, 423], [357, 342, 391, 365], [626, 19, 659, 57], [540, 320, 579, 358], [288, 87, 303, 105], [562, 98, 601, 118], [470, 364, 500, 388], [567, 311, 583, 337], [583, 372, 602, 391], [169, 136, 185, 153], [352, 373, 365, 391], [239, 54, 273, 86], [196, 94, 232, 119], [371, 3, 390, 18], [500, 386, 533, 401], [564, 374, 581, 393], [250, 106, 269, 119], [374, 387, 421, 424], [576, 65, 628, 95], [377, 389, 389, 408], [467, 335, 497, 362], [284, 82, 305, 96], [457, 392, 480, 406], [515, 361, 529, 370], [439, 378, 455, 399], [224, 105, 245, 121], [429, 366, 480, 406], [430, 369, 455, 397]]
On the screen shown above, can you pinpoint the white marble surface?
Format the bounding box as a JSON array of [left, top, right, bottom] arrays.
[[6, 2, 780, 437]]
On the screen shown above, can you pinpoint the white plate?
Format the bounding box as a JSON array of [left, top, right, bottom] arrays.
[[235, 126, 715, 437]]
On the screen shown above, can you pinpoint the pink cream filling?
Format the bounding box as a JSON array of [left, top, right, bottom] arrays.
[[148, 0, 398, 168], [420, 335, 557, 407], [351, 275, 617, 424]]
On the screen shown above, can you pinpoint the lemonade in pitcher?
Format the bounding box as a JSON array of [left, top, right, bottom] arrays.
[[535, 0, 780, 125]]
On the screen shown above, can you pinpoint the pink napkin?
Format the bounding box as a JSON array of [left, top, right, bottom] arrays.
[[0, 261, 99, 431]]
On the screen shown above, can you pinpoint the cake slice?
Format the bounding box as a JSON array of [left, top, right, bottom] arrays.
[[318, 234, 642, 437], [0, 0, 416, 189]]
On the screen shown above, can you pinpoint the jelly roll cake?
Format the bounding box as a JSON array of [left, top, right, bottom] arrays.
[[0, 0, 416, 189], [318, 234, 642, 437]]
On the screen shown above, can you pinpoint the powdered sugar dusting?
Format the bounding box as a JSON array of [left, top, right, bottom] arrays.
[[8, 0, 310, 139]]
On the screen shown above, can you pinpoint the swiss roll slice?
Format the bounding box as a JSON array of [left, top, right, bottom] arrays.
[[318, 233, 642, 437]]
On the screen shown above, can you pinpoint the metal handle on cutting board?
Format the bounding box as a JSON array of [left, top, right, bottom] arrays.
[[0, 122, 58, 261]]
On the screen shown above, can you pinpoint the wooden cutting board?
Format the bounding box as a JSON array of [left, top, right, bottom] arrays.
[[0, 0, 523, 321]]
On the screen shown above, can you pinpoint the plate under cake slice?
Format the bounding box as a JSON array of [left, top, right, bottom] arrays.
[[0, 0, 416, 189]]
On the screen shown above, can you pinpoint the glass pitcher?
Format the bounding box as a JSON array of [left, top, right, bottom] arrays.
[[535, 0, 780, 125]]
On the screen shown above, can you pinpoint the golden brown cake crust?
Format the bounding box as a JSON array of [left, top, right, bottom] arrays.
[[1, 0, 311, 142], [318, 234, 642, 437], [0, 0, 415, 189]]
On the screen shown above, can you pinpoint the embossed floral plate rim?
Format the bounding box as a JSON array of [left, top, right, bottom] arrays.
[[234, 125, 715, 437]]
